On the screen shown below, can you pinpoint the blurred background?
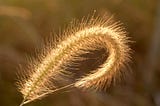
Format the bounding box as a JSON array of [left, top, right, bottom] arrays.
[[0, 0, 160, 106]]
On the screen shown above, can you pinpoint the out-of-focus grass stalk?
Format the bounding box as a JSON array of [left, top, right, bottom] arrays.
[[0, 5, 42, 49], [144, 1, 160, 105], [0, 5, 31, 20]]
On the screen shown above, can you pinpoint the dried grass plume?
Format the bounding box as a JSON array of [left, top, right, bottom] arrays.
[[17, 12, 131, 106]]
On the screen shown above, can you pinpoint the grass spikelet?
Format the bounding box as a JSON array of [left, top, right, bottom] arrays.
[[17, 12, 131, 106]]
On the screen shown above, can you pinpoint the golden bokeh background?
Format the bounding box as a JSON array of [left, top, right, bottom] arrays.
[[0, 0, 159, 106]]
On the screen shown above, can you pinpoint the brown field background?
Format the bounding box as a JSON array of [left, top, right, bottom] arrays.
[[0, 0, 160, 106]]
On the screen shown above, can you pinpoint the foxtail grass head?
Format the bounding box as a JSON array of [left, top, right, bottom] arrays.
[[17, 12, 132, 106]]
